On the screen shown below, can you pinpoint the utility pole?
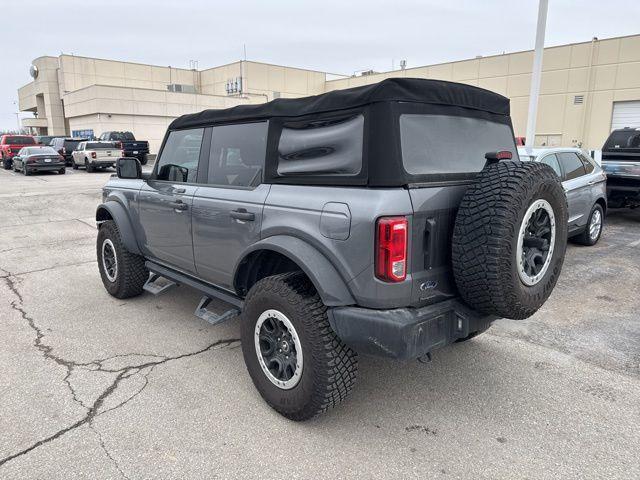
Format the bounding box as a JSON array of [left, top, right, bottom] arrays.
[[525, 0, 549, 151]]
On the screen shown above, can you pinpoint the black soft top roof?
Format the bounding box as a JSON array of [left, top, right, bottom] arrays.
[[169, 77, 510, 130]]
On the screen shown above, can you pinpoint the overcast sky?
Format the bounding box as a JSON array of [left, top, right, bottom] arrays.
[[2, 0, 639, 131]]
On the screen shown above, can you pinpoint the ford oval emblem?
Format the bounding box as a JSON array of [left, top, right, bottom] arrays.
[[420, 280, 438, 291]]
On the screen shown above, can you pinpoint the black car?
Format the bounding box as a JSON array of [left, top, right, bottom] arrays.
[[601, 127, 640, 208], [12, 146, 66, 175], [50, 137, 89, 166]]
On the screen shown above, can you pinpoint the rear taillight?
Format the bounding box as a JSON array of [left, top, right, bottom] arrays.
[[91, 152, 97, 159], [375, 216, 408, 282], [61, 147, 66, 155], [116, 141, 123, 149]]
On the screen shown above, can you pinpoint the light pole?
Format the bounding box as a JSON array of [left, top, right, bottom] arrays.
[[525, 0, 549, 151]]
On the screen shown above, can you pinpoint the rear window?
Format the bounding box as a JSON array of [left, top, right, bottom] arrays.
[[108, 132, 135, 141], [24, 147, 58, 155], [400, 114, 516, 175], [4, 136, 35, 145], [604, 130, 640, 149], [87, 142, 117, 149], [63, 140, 82, 150]]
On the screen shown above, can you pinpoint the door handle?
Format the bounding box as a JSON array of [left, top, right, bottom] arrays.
[[173, 187, 186, 194], [230, 208, 255, 221], [170, 200, 188, 211]]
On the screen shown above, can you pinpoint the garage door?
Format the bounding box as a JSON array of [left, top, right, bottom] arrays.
[[611, 101, 640, 130]]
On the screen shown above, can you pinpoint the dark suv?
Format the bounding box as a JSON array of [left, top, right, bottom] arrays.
[[95, 78, 568, 420], [50, 137, 89, 166]]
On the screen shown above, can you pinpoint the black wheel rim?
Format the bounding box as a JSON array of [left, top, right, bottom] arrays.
[[517, 199, 556, 286], [255, 310, 303, 389]]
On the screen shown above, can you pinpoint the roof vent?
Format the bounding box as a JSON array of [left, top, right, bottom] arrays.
[[574, 95, 584, 105]]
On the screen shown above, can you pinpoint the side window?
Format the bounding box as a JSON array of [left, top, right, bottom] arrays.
[[557, 152, 586, 180], [277, 114, 364, 176], [156, 128, 204, 183], [578, 153, 595, 174], [539, 154, 562, 177], [208, 122, 268, 187]]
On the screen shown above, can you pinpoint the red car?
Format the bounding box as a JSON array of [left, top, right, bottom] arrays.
[[1, 135, 37, 170]]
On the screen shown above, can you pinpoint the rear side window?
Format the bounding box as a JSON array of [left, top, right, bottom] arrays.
[[400, 114, 516, 175], [540, 154, 562, 177], [557, 152, 585, 180], [277, 115, 364, 176], [208, 122, 268, 187], [156, 128, 204, 183], [578, 152, 595, 173]]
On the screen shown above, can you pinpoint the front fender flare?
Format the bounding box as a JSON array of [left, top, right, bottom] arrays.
[[235, 236, 355, 307], [95, 201, 141, 255]]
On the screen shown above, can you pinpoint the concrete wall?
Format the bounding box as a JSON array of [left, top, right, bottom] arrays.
[[63, 85, 255, 152], [325, 35, 640, 150]]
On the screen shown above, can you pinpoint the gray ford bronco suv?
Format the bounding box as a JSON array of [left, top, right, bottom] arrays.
[[96, 78, 568, 420]]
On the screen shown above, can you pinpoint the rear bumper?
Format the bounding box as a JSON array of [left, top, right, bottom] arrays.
[[27, 163, 65, 171], [328, 299, 496, 360]]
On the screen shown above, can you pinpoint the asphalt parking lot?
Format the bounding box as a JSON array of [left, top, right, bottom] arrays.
[[0, 167, 639, 480]]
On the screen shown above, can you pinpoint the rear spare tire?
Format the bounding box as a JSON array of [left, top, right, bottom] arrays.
[[452, 161, 568, 320]]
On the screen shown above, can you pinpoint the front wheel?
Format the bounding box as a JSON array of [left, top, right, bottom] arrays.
[[573, 203, 604, 246], [241, 272, 358, 421], [97, 220, 148, 298]]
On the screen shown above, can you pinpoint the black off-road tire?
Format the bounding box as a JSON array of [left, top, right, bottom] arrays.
[[452, 161, 568, 320], [241, 272, 358, 421], [97, 220, 148, 299], [572, 203, 604, 246]]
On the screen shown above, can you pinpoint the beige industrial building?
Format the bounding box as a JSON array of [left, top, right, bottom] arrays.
[[18, 33, 640, 153]]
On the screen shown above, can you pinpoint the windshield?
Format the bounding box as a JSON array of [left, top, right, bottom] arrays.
[[604, 130, 640, 149], [4, 136, 35, 145], [88, 142, 117, 149], [109, 132, 135, 141], [24, 147, 58, 155], [400, 114, 517, 176]]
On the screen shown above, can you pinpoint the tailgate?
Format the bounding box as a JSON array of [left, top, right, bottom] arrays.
[[408, 184, 470, 306], [96, 150, 118, 159]]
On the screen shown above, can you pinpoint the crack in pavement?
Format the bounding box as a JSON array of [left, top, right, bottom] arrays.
[[90, 423, 131, 480], [0, 273, 241, 471]]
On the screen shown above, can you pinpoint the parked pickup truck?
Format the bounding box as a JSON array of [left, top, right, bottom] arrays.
[[601, 127, 640, 208], [1, 134, 36, 170], [72, 141, 123, 172], [95, 78, 568, 420], [98, 131, 150, 165]]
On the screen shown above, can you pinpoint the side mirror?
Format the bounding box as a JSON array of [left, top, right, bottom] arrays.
[[116, 157, 142, 179]]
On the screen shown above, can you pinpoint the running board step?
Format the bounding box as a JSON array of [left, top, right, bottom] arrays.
[[195, 296, 240, 326], [143, 273, 178, 295]]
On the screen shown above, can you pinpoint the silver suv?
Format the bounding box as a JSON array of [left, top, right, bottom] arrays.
[[95, 78, 568, 420]]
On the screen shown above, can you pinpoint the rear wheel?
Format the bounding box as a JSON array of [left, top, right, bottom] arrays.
[[97, 220, 148, 298], [59, 167, 66, 175], [573, 203, 604, 246], [2, 157, 11, 170], [452, 161, 568, 320], [241, 272, 358, 421], [139, 156, 148, 165], [85, 158, 94, 173]]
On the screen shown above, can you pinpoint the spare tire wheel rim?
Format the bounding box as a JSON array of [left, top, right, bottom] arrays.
[[255, 309, 303, 390], [517, 199, 556, 286], [589, 209, 602, 240], [101, 238, 118, 282]]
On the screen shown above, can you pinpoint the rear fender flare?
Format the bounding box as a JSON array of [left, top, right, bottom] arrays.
[[234, 235, 355, 307]]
